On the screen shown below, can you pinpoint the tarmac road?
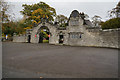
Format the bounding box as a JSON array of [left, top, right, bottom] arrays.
[[2, 42, 118, 78]]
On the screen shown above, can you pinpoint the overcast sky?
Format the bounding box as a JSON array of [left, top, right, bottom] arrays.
[[6, 0, 119, 21], [5, 0, 120, 2]]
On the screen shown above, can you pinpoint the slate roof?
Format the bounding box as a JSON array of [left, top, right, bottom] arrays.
[[84, 20, 93, 27], [70, 10, 80, 18]]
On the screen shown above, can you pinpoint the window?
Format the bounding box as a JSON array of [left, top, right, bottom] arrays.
[[70, 20, 79, 26], [69, 33, 82, 39]]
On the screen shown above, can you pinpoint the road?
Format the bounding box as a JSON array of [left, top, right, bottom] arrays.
[[2, 42, 118, 78]]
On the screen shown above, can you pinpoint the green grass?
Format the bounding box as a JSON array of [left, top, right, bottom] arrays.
[[43, 40, 49, 43]]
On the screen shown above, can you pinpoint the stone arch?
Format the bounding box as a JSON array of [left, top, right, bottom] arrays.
[[36, 23, 56, 36], [37, 26, 51, 43], [36, 26, 52, 37], [31, 22, 58, 44]]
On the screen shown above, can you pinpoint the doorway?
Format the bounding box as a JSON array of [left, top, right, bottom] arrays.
[[39, 32, 44, 43], [28, 35, 31, 43], [59, 35, 64, 44], [38, 26, 50, 43]]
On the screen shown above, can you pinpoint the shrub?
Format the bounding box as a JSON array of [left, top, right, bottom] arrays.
[[43, 40, 49, 43], [101, 18, 120, 29]]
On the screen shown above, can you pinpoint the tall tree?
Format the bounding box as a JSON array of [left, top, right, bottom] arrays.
[[20, 2, 56, 26], [1, 0, 10, 23], [92, 15, 102, 27], [55, 15, 68, 27], [1, 0, 11, 37], [108, 1, 120, 18]]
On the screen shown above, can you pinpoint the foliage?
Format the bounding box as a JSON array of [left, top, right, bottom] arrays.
[[108, 1, 120, 18], [1, 0, 10, 23], [43, 40, 49, 43], [15, 21, 26, 35], [55, 15, 68, 27], [2, 21, 16, 36], [1, 0, 33, 36], [92, 15, 102, 21], [92, 15, 102, 26], [31, 8, 45, 24], [1, 0, 17, 37], [2, 19, 29, 36], [101, 18, 120, 29], [40, 30, 48, 38], [20, 2, 56, 25]]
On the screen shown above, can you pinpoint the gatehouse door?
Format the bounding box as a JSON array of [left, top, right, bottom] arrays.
[[28, 35, 31, 43], [59, 35, 64, 44]]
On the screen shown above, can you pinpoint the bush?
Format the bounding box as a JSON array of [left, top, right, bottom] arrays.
[[101, 18, 120, 29], [43, 40, 49, 43]]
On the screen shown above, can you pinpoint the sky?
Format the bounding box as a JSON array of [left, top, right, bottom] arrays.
[[5, 0, 120, 21], [5, 0, 120, 2]]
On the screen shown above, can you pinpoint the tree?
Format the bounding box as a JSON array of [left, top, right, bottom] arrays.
[[101, 18, 120, 29], [31, 8, 47, 24], [115, 1, 120, 18], [1, 0, 10, 23], [1, 0, 11, 37], [2, 18, 28, 36], [108, 1, 120, 18], [1, 0, 27, 37], [55, 15, 68, 27], [15, 20, 26, 35], [2, 21, 17, 36], [92, 15, 102, 27], [20, 2, 56, 25]]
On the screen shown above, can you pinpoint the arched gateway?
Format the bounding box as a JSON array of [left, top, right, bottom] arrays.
[[31, 22, 59, 44]]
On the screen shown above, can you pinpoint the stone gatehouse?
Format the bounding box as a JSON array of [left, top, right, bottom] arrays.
[[13, 10, 120, 48]]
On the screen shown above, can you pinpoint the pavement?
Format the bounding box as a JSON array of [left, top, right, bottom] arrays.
[[2, 42, 119, 78]]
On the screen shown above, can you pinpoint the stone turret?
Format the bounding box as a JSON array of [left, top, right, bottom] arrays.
[[68, 10, 84, 26]]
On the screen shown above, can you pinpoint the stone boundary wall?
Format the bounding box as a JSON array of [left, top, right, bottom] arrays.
[[67, 28, 119, 48], [86, 28, 120, 48], [98, 29, 119, 48], [13, 35, 27, 43], [12, 26, 120, 48]]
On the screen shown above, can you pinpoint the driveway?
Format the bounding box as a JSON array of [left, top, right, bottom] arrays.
[[2, 42, 118, 78]]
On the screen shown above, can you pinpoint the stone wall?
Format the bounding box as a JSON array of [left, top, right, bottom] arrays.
[[13, 35, 27, 43], [98, 29, 119, 48], [67, 28, 119, 48]]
